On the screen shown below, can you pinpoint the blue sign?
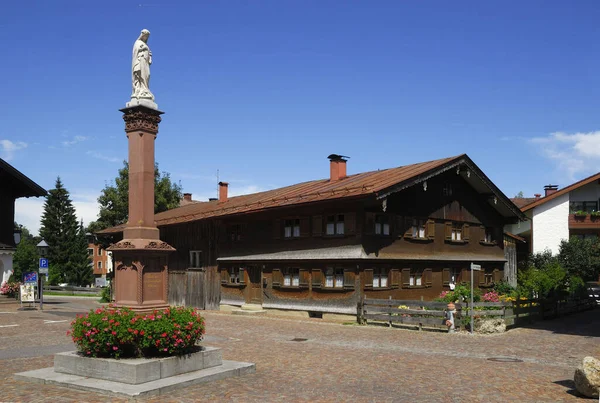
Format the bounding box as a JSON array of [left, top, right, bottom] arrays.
[[39, 258, 49, 269], [23, 272, 37, 284]]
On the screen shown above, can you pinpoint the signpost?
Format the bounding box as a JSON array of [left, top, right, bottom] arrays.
[[470, 263, 481, 334], [38, 258, 49, 310]]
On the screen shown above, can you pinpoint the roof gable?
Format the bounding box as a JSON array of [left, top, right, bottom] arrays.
[[521, 172, 600, 212], [0, 158, 46, 198]]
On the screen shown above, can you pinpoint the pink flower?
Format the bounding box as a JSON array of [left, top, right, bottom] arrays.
[[111, 331, 117, 335], [113, 346, 118, 351]]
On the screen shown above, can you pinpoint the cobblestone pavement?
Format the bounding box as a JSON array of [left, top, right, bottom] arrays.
[[0, 298, 598, 402]]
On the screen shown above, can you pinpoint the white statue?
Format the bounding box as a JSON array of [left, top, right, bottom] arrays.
[[130, 29, 155, 105]]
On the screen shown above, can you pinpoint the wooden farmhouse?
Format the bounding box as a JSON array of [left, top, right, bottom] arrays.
[[99, 154, 525, 315]]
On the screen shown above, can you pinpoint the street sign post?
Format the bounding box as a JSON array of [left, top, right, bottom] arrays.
[[470, 263, 481, 334], [38, 258, 49, 310]]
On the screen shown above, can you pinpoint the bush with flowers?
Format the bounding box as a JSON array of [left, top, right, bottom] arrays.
[[0, 281, 21, 298], [68, 305, 205, 359]]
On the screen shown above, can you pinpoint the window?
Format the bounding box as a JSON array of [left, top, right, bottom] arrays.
[[283, 268, 300, 287], [324, 267, 344, 288], [572, 233, 598, 241], [229, 224, 242, 241], [373, 268, 388, 288], [375, 215, 390, 235], [189, 250, 202, 268], [229, 267, 243, 284], [451, 224, 462, 241], [412, 219, 426, 239], [88, 248, 94, 256], [410, 269, 422, 286], [443, 182, 453, 196], [97, 261, 102, 269], [326, 215, 345, 236], [483, 227, 494, 244], [483, 272, 493, 285], [98, 248, 103, 256], [284, 219, 300, 238], [570, 201, 598, 213]]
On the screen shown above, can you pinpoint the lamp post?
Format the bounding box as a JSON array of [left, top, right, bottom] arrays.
[[13, 226, 22, 246], [36, 240, 49, 310]]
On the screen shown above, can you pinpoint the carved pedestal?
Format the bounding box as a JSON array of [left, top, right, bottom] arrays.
[[111, 240, 175, 312]]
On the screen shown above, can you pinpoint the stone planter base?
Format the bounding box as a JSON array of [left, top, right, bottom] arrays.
[[14, 346, 255, 398]]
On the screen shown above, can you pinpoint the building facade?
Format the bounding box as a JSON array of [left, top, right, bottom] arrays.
[[0, 158, 46, 284], [87, 242, 113, 285], [100, 154, 524, 314]]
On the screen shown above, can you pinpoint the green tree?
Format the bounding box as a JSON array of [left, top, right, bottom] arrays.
[[11, 225, 39, 282], [558, 237, 600, 282], [88, 161, 182, 232], [64, 221, 94, 286], [39, 177, 82, 285]]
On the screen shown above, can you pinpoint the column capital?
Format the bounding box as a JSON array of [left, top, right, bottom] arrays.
[[120, 105, 164, 134]]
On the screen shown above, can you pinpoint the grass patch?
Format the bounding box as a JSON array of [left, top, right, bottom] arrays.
[[43, 292, 100, 297]]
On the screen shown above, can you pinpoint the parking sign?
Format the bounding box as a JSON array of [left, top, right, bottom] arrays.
[[39, 258, 49, 269]]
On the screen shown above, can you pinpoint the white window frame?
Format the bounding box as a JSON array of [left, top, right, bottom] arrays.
[[373, 268, 388, 288], [97, 261, 102, 269], [326, 215, 345, 236], [284, 219, 300, 238], [283, 268, 300, 287], [325, 267, 344, 288], [412, 219, 426, 239], [409, 269, 423, 286], [375, 215, 390, 235]]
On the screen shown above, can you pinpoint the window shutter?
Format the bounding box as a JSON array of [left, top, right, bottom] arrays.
[[312, 215, 322, 237], [220, 268, 228, 284], [299, 268, 309, 288], [442, 268, 450, 286], [365, 212, 375, 235], [493, 269, 502, 284], [426, 220, 435, 239], [478, 269, 486, 286], [345, 212, 356, 235], [364, 269, 373, 288], [445, 222, 452, 240], [311, 269, 323, 289], [300, 217, 310, 238], [404, 217, 413, 239], [463, 224, 470, 241], [424, 268, 433, 287], [343, 269, 355, 290], [272, 268, 282, 287], [401, 268, 410, 288], [461, 268, 469, 284], [480, 225, 486, 242], [273, 219, 281, 240], [390, 268, 400, 289], [238, 268, 246, 285]]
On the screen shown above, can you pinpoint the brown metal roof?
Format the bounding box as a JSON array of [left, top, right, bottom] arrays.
[[99, 153, 523, 234], [510, 197, 538, 209], [521, 172, 600, 212]]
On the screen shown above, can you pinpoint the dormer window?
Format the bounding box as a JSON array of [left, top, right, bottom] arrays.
[[284, 219, 300, 238], [412, 218, 426, 239], [326, 215, 345, 236]]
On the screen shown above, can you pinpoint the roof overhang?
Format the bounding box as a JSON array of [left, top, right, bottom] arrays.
[[0, 158, 46, 198], [375, 155, 526, 222]]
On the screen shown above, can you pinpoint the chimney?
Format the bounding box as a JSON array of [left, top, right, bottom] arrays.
[[534, 194, 542, 200], [208, 197, 217, 202], [328, 154, 349, 181], [183, 193, 192, 202], [544, 184, 558, 197], [218, 182, 228, 202]]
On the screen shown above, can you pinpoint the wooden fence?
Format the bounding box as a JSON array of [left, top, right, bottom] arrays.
[[358, 296, 596, 331]]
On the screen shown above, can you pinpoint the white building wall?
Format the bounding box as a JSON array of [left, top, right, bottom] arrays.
[[505, 211, 532, 235], [532, 193, 569, 255]]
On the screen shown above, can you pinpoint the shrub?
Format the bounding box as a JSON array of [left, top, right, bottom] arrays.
[[68, 305, 205, 358], [435, 283, 481, 303], [100, 287, 111, 303], [492, 281, 515, 297], [0, 281, 21, 298], [482, 291, 500, 302]]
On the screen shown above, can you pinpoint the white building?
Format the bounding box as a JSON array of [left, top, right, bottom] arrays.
[[507, 174, 600, 255]]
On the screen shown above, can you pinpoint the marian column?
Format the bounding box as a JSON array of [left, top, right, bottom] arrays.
[[108, 29, 174, 312]]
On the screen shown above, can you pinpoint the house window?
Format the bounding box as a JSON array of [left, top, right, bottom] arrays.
[[87, 248, 94, 256], [483, 272, 493, 285], [373, 268, 388, 288], [283, 268, 300, 287], [98, 248, 103, 256], [229, 267, 242, 284], [412, 219, 426, 239], [572, 233, 598, 241], [189, 250, 202, 268], [484, 228, 494, 244], [229, 224, 242, 241], [326, 215, 345, 236], [410, 269, 422, 286], [284, 219, 300, 238], [375, 215, 390, 235], [324, 267, 344, 288], [451, 224, 462, 241], [570, 201, 598, 213], [97, 261, 102, 269], [443, 182, 453, 196]]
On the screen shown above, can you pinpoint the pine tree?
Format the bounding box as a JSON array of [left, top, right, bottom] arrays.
[[64, 221, 94, 286], [39, 177, 81, 285]]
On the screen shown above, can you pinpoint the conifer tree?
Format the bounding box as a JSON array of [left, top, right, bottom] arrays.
[[64, 221, 94, 286], [39, 177, 81, 284]]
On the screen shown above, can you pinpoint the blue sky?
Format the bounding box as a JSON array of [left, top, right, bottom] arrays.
[[3, 0, 600, 234]]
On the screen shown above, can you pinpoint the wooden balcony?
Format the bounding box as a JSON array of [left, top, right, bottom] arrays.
[[569, 214, 600, 228]]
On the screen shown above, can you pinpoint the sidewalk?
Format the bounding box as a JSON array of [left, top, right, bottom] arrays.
[[1, 300, 598, 402]]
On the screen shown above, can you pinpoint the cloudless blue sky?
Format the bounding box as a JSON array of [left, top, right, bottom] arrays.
[[3, 0, 600, 233]]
